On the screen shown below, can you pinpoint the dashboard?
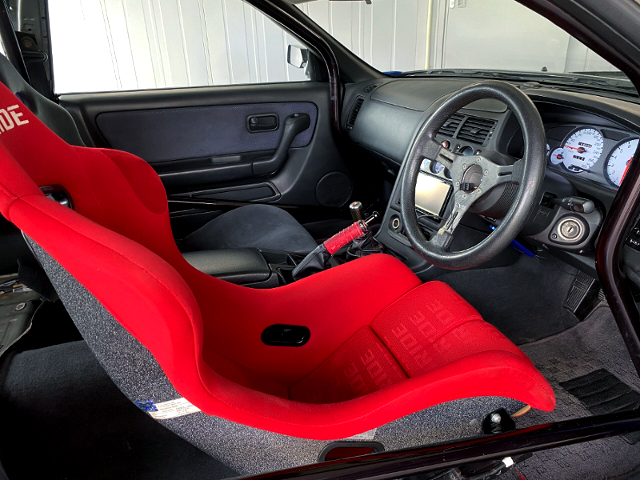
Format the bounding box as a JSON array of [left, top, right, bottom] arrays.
[[341, 76, 640, 279]]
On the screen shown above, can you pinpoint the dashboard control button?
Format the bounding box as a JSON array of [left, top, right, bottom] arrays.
[[627, 237, 640, 250], [441, 140, 450, 149], [459, 146, 474, 156]]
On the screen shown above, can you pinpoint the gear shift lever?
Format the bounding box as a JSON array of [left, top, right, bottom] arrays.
[[292, 212, 379, 281], [347, 201, 384, 260], [350, 201, 364, 222]]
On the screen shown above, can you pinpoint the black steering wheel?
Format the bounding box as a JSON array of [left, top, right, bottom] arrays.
[[400, 81, 546, 270]]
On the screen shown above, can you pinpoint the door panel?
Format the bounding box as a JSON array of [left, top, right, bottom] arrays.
[[59, 82, 352, 209], [95, 102, 317, 163]]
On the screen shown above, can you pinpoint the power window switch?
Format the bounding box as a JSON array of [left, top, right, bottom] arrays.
[[627, 237, 640, 250]]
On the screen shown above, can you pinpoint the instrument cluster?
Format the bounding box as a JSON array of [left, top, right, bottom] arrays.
[[546, 124, 638, 189]]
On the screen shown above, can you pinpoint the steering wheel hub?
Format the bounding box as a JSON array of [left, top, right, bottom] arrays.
[[460, 163, 483, 191]]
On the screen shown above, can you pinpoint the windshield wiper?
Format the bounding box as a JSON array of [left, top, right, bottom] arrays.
[[400, 69, 638, 97]]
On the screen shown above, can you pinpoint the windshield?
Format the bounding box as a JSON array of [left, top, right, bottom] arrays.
[[293, 0, 629, 85]]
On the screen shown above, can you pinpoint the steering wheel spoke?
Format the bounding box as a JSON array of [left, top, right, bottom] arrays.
[[421, 138, 457, 170], [430, 188, 479, 251], [479, 159, 524, 190]]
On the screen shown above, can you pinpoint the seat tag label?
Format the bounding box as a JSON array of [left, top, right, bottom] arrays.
[[136, 398, 201, 420], [344, 428, 377, 441]]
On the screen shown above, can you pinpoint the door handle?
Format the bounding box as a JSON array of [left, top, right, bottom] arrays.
[[252, 113, 311, 176], [247, 114, 279, 132]]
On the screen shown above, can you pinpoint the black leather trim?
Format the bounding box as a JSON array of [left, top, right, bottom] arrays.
[[182, 248, 271, 284], [0, 54, 84, 146]]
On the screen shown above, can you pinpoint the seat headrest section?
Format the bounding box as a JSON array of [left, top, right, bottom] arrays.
[[0, 79, 183, 262], [0, 76, 218, 409], [0, 54, 85, 146]]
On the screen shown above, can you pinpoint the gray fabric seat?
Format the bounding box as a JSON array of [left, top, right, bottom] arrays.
[[0, 54, 316, 254], [180, 204, 317, 253]]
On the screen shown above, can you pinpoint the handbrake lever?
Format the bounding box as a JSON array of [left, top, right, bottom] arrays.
[[292, 213, 379, 281]]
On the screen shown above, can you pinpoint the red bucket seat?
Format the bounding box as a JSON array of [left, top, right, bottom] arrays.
[[0, 84, 554, 475]]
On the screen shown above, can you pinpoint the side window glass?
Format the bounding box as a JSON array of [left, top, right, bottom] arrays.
[[48, 0, 310, 94]]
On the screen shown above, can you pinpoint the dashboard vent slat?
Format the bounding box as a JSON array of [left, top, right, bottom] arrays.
[[438, 113, 464, 137], [346, 97, 365, 130], [457, 116, 497, 144]]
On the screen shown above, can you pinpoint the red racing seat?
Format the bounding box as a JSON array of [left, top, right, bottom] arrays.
[[0, 83, 554, 475]]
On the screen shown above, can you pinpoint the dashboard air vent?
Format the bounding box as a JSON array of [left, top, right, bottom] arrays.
[[457, 116, 497, 144], [438, 113, 464, 137], [346, 97, 365, 130]]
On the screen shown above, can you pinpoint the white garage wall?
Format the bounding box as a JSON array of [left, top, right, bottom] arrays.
[[49, 0, 309, 94], [437, 0, 616, 73], [299, 0, 616, 74], [48, 0, 620, 95], [296, 0, 431, 73]]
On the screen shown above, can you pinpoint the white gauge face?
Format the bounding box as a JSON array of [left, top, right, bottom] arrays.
[[562, 128, 604, 172], [431, 161, 445, 174], [607, 138, 638, 187], [550, 147, 566, 165]]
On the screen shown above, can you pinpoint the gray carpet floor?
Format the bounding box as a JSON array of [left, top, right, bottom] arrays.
[[502, 305, 640, 480], [0, 341, 238, 480], [3, 257, 639, 479]]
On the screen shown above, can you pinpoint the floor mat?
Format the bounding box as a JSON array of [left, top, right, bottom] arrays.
[[502, 306, 640, 480], [0, 341, 237, 480], [560, 369, 640, 444], [437, 254, 579, 344]]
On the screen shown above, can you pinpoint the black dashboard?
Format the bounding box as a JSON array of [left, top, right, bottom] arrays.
[[341, 76, 640, 280]]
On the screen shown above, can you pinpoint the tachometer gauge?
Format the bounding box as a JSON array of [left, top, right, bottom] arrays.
[[550, 147, 566, 165], [606, 138, 638, 187], [562, 128, 604, 172]]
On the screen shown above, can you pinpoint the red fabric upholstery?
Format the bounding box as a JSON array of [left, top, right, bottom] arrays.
[[289, 326, 408, 403], [0, 85, 555, 440], [289, 282, 552, 407], [372, 282, 523, 376]]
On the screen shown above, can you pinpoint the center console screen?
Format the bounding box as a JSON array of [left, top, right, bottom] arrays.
[[415, 172, 452, 218]]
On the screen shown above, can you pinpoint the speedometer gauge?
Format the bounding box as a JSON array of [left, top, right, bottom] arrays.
[[562, 128, 604, 172], [606, 138, 638, 187]]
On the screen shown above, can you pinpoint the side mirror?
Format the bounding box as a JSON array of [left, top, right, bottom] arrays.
[[287, 45, 309, 69]]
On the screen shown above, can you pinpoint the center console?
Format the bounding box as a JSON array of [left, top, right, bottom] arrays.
[[183, 248, 311, 288], [376, 159, 463, 279]]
